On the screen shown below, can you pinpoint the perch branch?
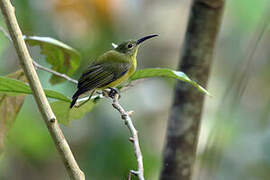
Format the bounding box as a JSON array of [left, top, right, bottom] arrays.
[[0, 1, 85, 179], [111, 94, 145, 180], [0, 24, 78, 84]]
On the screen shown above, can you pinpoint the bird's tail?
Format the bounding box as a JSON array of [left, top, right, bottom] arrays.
[[70, 88, 88, 108], [70, 96, 78, 109], [70, 87, 92, 108], [70, 89, 83, 108]]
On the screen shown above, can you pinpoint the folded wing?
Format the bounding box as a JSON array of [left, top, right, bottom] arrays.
[[70, 62, 130, 108]]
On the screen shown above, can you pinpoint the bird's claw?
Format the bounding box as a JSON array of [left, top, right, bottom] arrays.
[[108, 87, 121, 99]]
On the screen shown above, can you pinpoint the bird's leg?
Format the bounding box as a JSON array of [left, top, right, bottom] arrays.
[[75, 90, 95, 108], [108, 87, 121, 99]]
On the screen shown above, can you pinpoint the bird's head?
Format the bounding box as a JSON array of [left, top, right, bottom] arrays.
[[115, 34, 158, 57]]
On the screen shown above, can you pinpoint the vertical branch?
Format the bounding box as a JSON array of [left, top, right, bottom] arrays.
[[160, 0, 225, 180], [0, 0, 85, 179], [111, 94, 145, 180]]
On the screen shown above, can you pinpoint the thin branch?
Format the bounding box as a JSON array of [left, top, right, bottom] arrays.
[[111, 94, 145, 180], [32, 60, 78, 84], [0, 1, 85, 179], [0, 25, 12, 41], [0, 24, 78, 84]]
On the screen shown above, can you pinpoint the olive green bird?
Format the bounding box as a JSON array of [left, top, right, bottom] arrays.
[[70, 34, 158, 108]]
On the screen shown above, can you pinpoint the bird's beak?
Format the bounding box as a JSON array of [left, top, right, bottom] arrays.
[[136, 34, 159, 45]]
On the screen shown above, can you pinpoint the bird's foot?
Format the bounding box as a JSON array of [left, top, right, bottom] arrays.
[[106, 87, 121, 99]]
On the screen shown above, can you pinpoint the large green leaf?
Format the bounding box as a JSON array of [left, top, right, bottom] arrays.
[[130, 68, 210, 95], [0, 76, 71, 102], [51, 100, 96, 125], [24, 36, 80, 85]]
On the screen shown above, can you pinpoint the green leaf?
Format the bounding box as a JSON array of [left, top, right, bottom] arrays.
[[51, 100, 95, 125], [24, 36, 80, 85], [0, 76, 71, 102], [130, 68, 210, 95]]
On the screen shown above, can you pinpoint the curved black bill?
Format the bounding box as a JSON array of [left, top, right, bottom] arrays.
[[137, 34, 159, 45]]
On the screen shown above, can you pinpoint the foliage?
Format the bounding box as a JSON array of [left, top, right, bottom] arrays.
[[0, 75, 71, 102], [0, 36, 209, 125], [24, 36, 81, 85], [51, 100, 95, 125], [130, 68, 210, 95]]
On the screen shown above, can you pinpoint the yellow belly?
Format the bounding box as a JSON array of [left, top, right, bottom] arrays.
[[102, 64, 136, 89]]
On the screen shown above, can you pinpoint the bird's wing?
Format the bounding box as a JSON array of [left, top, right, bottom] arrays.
[[73, 62, 130, 98]]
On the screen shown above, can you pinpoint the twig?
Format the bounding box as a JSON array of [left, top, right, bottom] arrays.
[[111, 94, 145, 180], [0, 1, 85, 179], [0, 24, 78, 84], [32, 61, 78, 84], [0, 25, 12, 41]]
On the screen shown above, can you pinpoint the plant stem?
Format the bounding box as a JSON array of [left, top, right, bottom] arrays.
[[0, 1, 85, 179]]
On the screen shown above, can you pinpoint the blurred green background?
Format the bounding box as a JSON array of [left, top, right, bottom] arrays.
[[0, 0, 270, 179]]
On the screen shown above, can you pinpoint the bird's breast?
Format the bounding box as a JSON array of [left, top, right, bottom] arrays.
[[103, 57, 137, 88]]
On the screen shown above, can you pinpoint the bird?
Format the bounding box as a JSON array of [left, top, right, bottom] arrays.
[[70, 34, 158, 108]]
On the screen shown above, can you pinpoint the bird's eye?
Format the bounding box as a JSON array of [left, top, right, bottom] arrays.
[[127, 43, 133, 49]]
